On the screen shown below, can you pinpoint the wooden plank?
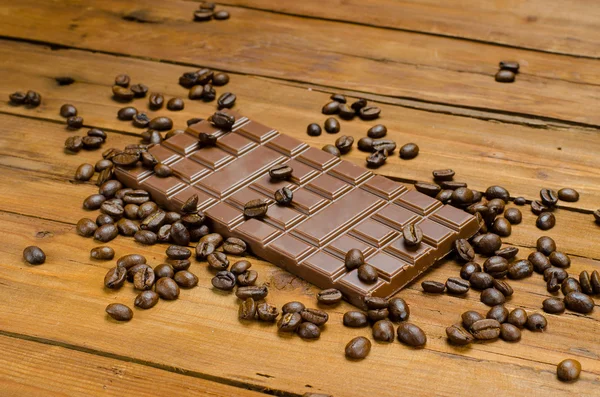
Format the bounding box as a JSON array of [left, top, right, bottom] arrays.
[[0, 209, 599, 397], [219, 0, 600, 58], [0, 334, 267, 397], [2, 0, 600, 125], [0, 43, 599, 211]]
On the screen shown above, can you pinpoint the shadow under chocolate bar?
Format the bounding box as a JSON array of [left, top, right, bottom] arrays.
[[115, 109, 479, 308]]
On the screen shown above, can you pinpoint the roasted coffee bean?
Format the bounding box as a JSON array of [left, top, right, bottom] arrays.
[[503, 208, 522, 224], [446, 278, 470, 295], [147, 93, 164, 110], [557, 188, 579, 202], [507, 308, 528, 328], [196, 242, 215, 260], [133, 267, 155, 291], [446, 324, 474, 345], [530, 200, 548, 215], [199, 131, 218, 146], [148, 117, 172, 131], [526, 313, 547, 331], [116, 254, 146, 270], [350, 98, 367, 112], [461, 311, 484, 330], [140, 210, 166, 232], [366, 149, 387, 168], [222, 237, 246, 256], [436, 189, 454, 204], [358, 106, 381, 120], [153, 264, 174, 280], [9, 91, 27, 105], [165, 245, 191, 260], [76, 218, 98, 237], [59, 103, 78, 118], [484, 186, 508, 202], [64, 135, 83, 152], [94, 224, 118, 242], [363, 296, 388, 310], [306, 123, 322, 136], [544, 267, 569, 283], [491, 217, 511, 237], [508, 260, 533, 280], [237, 270, 258, 286], [495, 246, 519, 260], [399, 143, 419, 159], [277, 312, 302, 332], [492, 279, 514, 297], [257, 302, 279, 322], [135, 290, 159, 310], [357, 264, 378, 283], [207, 252, 229, 271], [269, 164, 293, 181], [579, 271, 594, 295], [153, 163, 172, 178], [341, 249, 364, 272], [365, 125, 387, 140], [550, 251, 570, 268], [421, 280, 446, 293], [209, 72, 228, 86], [442, 181, 468, 191], [561, 277, 582, 295], [236, 285, 268, 300], [335, 135, 354, 154], [483, 256, 508, 279], [336, 103, 353, 120], [74, 163, 94, 182], [230, 260, 251, 275], [564, 292, 594, 314], [112, 85, 134, 101], [201, 84, 216, 101], [451, 187, 474, 206], [22, 246, 45, 265], [454, 239, 475, 262], [96, 214, 114, 226], [137, 202, 158, 219], [343, 311, 368, 328], [403, 224, 423, 246], [201, 233, 224, 247], [81, 136, 103, 149], [536, 236, 556, 256], [471, 319, 501, 340], [129, 83, 147, 97], [557, 359, 581, 382], [100, 202, 123, 220], [211, 271, 236, 290], [140, 129, 161, 144], [317, 288, 343, 305], [127, 264, 151, 282], [301, 308, 329, 326], [474, 233, 502, 256], [106, 303, 133, 321], [481, 288, 506, 306], [486, 305, 509, 323], [104, 266, 126, 289], [328, 93, 346, 103], [396, 323, 426, 347], [591, 270, 600, 294], [274, 187, 293, 206], [97, 165, 116, 184], [24, 90, 41, 106], [244, 199, 268, 218], [367, 308, 389, 322], [90, 246, 115, 261], [155, 277, 180, 300], [460, 262, 481, 280], [114, 74, 130, 88], [540, 188, 559, 207], [543, 297, 565, 314], [357, 137, 374, 152], [132, 112, 150, 128], [99, 180, 122, 199], [188, 85, 204, 100], [512, 197, 526, 206], [499, 61, 519, 73], [217, 92, 236, 109], [324, 117, 340, 134], [345, 336, 371, 359], [322, 144, 341, 157], [181, 213, 205, 228], [87, 128, 107, 142], [322, 101, 340, 115], [372, 139, 396, 153], [415, 182, 441, 198], [282, 301, 305, 314], [529, 252, 551, 274], [164, 97, 185, 111], [134, 230, 157, 245], [500, 323, 521, 342], [388, 297, 410, 322], [372, 320, 395, 342], [495, 70, 515, 83], [186, 117, 203, 127], [297, 322, 321, 339], [174, 270, 198, 289], [537, 212, 556, 230]]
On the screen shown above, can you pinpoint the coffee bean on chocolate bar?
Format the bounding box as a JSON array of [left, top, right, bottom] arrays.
[[212, 72, 229, 86], [396, 323, 426, 347], [239, 298, 257, 320], [132, 112, 150, 128], [540, 188, 559, 207], [154, 163, 172, 178], [460, 262, 481, 280], [525, 313, 547, 332], [165, 130, 184, 140], [244, 199, 269, 218], [399, 143, 419, 159], [209, 111, 235, 131], [155, 277, 180, 300], [495, 70, 515, 83], [579, 271, 594, 295], [223, 237, 247, 255], [324, 117, 340, 134], [446, 324, 474, 345], [357, 264, 378, 284], [257, 302, 279, 322], [230, 260, 251, 275], [454, 239, 475, 262], [9, 91, 27, 105], [366, 149, 387, 168], [358, 106, 381, 120], [112, 85, 134, 101], [345, 249, 364, 270], [322, 144, 341, 157], [60, 104, 77, 118], [322, 101, 340, 115], [543, 297, 565, 314], [217, 92, 236, 109], [306, 123, 322, 136], [531, 200, 548, 215], [446, 277, 470, 295], [317, 288, 343, 305], [282, 301, 305, 314], [345, 336, 371, 359], [549, 251, 570, 268], [368, 308, 389, 322], [338, 103, 355, 120], [421, 280, 445, 293], [104, 266, 126, 289], [275, 187, 293, 205], [335, 135, 354, 154], [561, 277, 581, 295], [236, 285, 268, 300], [471, 319, 501, 340], [536, 212, 556, 230], [166, 97, 184, 111], [414, 182, 441, 198], [507, 259, 533, 279], [481, 288, 505, 306], [557, 359, 581, 382], [269, 164, 293, 180], [402, 224, 423, 246], [106, 303, 133, 322]]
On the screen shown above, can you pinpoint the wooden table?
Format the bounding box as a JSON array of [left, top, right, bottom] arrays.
[[1, 1, 599, 396]]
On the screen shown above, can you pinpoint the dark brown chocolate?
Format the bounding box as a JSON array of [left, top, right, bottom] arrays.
[[116, 110, 479, 308]]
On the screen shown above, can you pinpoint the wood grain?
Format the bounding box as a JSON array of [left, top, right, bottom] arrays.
[[218, 0, 600, 58], [2, 0, 600, 125], [1, 43, 599, 211], [0, 335, 266, 397]]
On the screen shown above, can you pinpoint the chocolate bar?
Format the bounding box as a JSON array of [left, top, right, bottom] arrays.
[[116, 110, 479, 308]]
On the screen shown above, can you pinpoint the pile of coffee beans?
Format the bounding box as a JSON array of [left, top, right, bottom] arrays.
[[8, 90, 41, 107], [321, 94, 381, 121], [64, 128, 108, 153], [193, 2, 230, 22], [178, 67, 232, 108], [495, 61, 519, 83]]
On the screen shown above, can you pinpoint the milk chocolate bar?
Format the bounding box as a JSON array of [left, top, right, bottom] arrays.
[[116, 110, 479, 308]]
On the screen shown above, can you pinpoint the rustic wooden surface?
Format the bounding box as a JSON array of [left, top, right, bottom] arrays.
[[0, 1, 599, 396]]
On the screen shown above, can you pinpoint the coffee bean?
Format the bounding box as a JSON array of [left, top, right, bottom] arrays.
[[181, 213, 205, 229], [358, 106, 381, 120], [500, 323, 521, 342], [556, 359, 582, 383], [460, 262, 481, 280], [399, 143, 419, 159], [127, 83, 146, 97], [22, 246, 45, 265], [217, 92, 236, 109], [476, 231, 500, 255], [335, 135, 354, 154], [396, 323, 426, 347], [113, 74, 130, 88], [244, 199, 269, 218], [100, 201, 124, 220], [324, 117, 340, 134], [557, 188, 579, 203], [9, 91, 27, 105], [495, 247, 519, 260], [372, 320, 395, 342], [237, 297, 256, 321], [301, 308, 329, 326], [461, 311, 484, 330], [386, 297, 409, 322], [335, 103, 353, 120], [421, 280, 446, 293], [174, 270, 198, 289], [306, 123, 322, 136], [153, 264, 174, 279], [484, 186, 509, 202], [188, 85, 204, 100], [446, 277, 470, 295], [148, 117, 172, 131], [236, 285, 268, 300], [322, 101, 340, 115], [221, 237, 246, 256], [106, 303, 133, 321], [64, 135, 83, 152], [561, 277, 581, 295], [24, 90, 41, 107], [317, 288, 343, 305], [499, 208, 521, 225], [340, 249, 364, 272], [366, 149, 387, 168], [81, 135, 103, 149], [543, 297, 565, 314], [90, 246, 115, 260], [230, 260, 251, 275], [471, 319, 501, 340], [59, 104, 77, 119], [529, 201, 547, 216], [99, 180, 122, 199], [490, 217, 511, 237], [104, 266, 126, 289], [579, 271, 594, 295], [140, 210, 166, 232], [96, 214, 114, 226], [544, 267, 569, 283], [133, 290, 158, 310], [277, 312, 302, 332], [257, 302, 279, 322], [446, 324, 474, 345], [367, 308, 389, 322], [495, 70, 515, 83], [73, 163, 94, 182], [451, 187, 474, 207], [432, 169, 455, 181], [147, 93, 164, 110], [297, 322, 321, 339], [357, 264, 378, 283], [483, 256, 508, 278], [196, 242, 215, 260], [94, 224, 118, 242], [343, 311, 368, 327], [481, 288, 506, 306], [415, 182, 442, 197], [591, 271, 600, 294], [492, 279, 514, 297], [438, 190, 456, 205], [137, 202, 158, 219], [134, 230, 157, 245], [549, 251, 570, 268], [564, 292, 594, 314], [207, 252, 229, 271], [165, 245, 191, 260], [274, 187, 293, 206], [403, 224, 423, 246], [486, 305, 509, 323], [356, 137, 373, 152], [112, 85, 134, 101], [506, 308, 528, 328], [345, 336, 371, 359], [528, 252, 551, 274], [208, 72, 228, 86], [282, 301, 305, 314], [454, 239, 475, 262], [76, 218, 98, 237], [211, 271, 236, 290], [508, 260, 533, 280], [525, 313, 547, 332], [536, 236, 556, 256], [237, 270, 258, 286], [373, 139, 396, 153], [133, 266, 155, 291], [498, 61, 519, 73], [130, 112, 150, 128], [322, 144, 341, 157], [155, 277, 180, 300], [540, 188, 558, 207]]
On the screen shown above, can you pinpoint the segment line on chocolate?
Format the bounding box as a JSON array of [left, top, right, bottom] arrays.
[[116, 109, 479, 308]]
